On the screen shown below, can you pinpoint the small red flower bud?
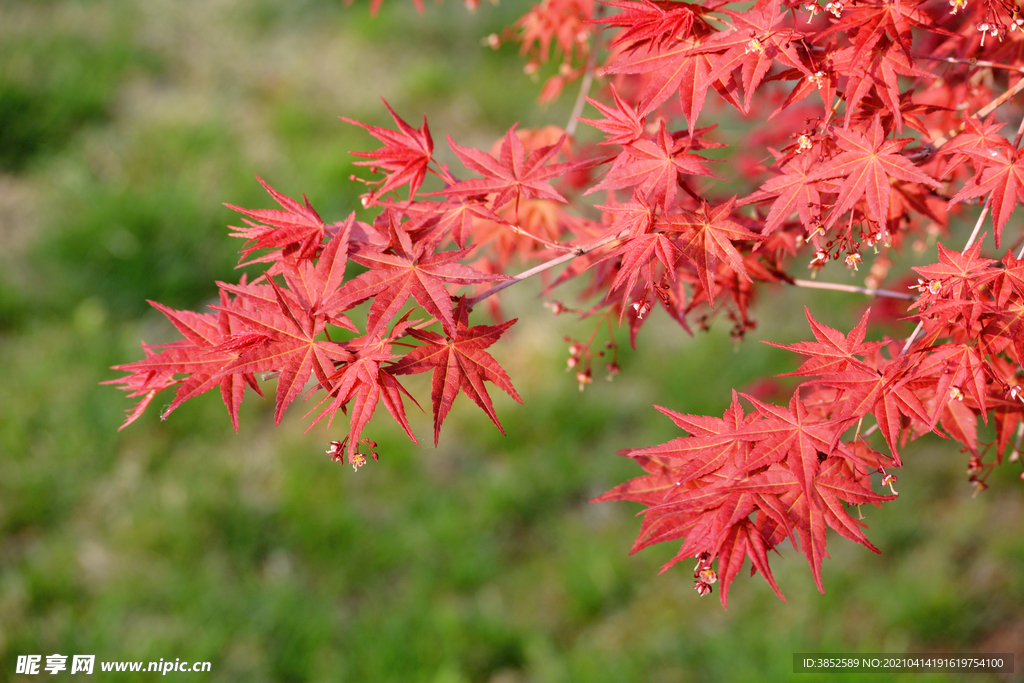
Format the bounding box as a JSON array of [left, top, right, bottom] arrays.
[[546, 300, 566, 315], [327, 440, 344, 462]]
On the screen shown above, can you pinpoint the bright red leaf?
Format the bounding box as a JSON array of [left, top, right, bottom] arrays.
[[390, 299, 522, 444]]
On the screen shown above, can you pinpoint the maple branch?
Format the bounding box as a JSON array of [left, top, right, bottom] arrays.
[[965, 112, 1024, 251], [566, 28, 602, 137], [790, 279, 915, 300], [897, 320, 923, 357], [1011, 108, 1024, 147], [508, 195, 573, 252], [903, 101, 1024, 354], [962, 196, 992, 252], [921, 76, 1024, 153], [1012, 422, 1024, 466], [467, 230, 627, 307], [913, 54, 1024, 75], [901, 190, 994, 356]]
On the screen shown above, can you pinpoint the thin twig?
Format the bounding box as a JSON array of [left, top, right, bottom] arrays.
[[508, 194, 573, 252], [467, 230, 627, 307], [913, 53, 1024, 75], [791, 279, 916, 300], [923, 76, 1024, 153], [565, 5, 604, 137], [901, 83, 1024, 355], [961, 195, 992, 251], [566, 52, 599, 137], [899, 320, 924, 357], [964, 111, 1024, 252]]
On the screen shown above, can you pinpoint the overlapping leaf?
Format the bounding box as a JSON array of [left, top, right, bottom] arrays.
[[659, 198, 765, 305], [947, 145, 1024, 248], [433, 126, 578, 210], [811, 117, 940, 228], [390, 299, 522, 444], [342, 99, 434, 201], [333, 221, 508, 336], [225, 175, 327, 262], [214, 279, 354, 425]]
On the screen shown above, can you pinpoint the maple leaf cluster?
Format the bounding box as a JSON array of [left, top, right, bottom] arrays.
[[110, 0, 1024, 606]]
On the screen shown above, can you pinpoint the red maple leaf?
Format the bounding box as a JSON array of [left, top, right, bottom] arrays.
[[735, 392, 857, 501], [342, 99, 434, 202], [608, 230, 681, 299], [593, 393, 792, 606], [578, 86, 646, 146], [909, 343, 990, 430], [225, 175, 327, 263], [653, 465, 794, 604], [214, 278, 355, 425], [278, 215, 354, 320], [991, 250, 1024, 306], [831, 39, 933, 133], [629, 393, 761, 488], [308, 314, 422, 466], [597, 384, 896, 603], [600, 26, 740, 125], [739, 153, 825, 236], [779, 456, 895, 593], [911, 240, 997, 310], [432, 126, 577, 211], [660, 198, 766, 305], [107, 285, 269, 431], [936, 114, 1009, 180], [586, 121, 720, 213], [947, 145, 1024, 248], [597, 0, 712, 54], [696, 0, 811, 112], [766, 307, 884, 378], [389, 298, 522, 444], [104, 342, 189, 432], [816, 356, 930, 463], [814, 0, 941, 65], [333, 219, 508, 336], [430, 199, 506, 249], [811, 117, 940, 228]]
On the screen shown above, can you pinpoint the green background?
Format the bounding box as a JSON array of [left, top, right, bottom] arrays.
[[1, 0, 1022, 681]]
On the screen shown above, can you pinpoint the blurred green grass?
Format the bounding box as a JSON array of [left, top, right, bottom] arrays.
[[1, 0, 1023, 681]]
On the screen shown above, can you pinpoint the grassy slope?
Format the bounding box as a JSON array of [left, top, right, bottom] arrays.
[[1, 1, 1022, 681]]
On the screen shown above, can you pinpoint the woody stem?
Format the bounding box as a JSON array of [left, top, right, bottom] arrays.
[[467, 230, 627, 307], [790, 279, 915, 300], [565, 7, 605, 137]]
